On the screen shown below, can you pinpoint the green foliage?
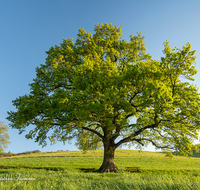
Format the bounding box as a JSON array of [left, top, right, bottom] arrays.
[[75, 129, 103, 151], [165, 152, 174, 160], [0, 121, 10, 152], [7, 23, 200, 155]]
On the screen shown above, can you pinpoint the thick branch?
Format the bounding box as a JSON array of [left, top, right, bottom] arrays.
[[81, 126, 104, 140], [153, 129, 170, 140], [112, 124, 121, 141], [116, 123, 156, 148], [140, 138, 173, 149], [125, 113, 134, 119]]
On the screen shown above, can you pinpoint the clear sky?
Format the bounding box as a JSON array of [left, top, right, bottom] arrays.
[[1, 0, 200, 153]]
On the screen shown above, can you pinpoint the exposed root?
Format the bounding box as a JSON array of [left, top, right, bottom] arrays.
[[98, 166, 118, 173]]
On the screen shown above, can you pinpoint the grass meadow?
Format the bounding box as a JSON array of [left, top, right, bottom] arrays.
[[0, 149, 200, 189]]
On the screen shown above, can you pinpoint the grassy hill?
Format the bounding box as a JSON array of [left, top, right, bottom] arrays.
[[0, 149, 200, 189], [1, 149, 200, 173]]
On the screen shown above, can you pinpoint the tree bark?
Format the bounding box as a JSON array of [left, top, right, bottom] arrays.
[[98, 142, 118, 173]]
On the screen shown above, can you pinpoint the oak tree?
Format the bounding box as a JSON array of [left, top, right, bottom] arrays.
[[7, 23, 200, 172]]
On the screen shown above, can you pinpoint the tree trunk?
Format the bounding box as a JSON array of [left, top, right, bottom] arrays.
[[98, 143, 118, 173]]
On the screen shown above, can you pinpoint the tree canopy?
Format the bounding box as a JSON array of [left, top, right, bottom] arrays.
[[7, 23, 200, 172], [0, 121, 10, 152]]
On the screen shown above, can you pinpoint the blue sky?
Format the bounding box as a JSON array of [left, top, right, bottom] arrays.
[[1, 0, 200, 153]]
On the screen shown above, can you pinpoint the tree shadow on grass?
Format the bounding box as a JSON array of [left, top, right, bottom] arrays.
[[0, 165, 64, 171], [0, 170, 9, 174], [79, 168, 99, 173]]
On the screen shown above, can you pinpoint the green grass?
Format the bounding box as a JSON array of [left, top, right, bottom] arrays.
[[1, 168, 200, 189], [0, 149, 200, 189], [1, 149, 200, 172]]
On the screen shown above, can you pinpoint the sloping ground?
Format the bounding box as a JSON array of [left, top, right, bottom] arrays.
[[0, 149, 200, 173]]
